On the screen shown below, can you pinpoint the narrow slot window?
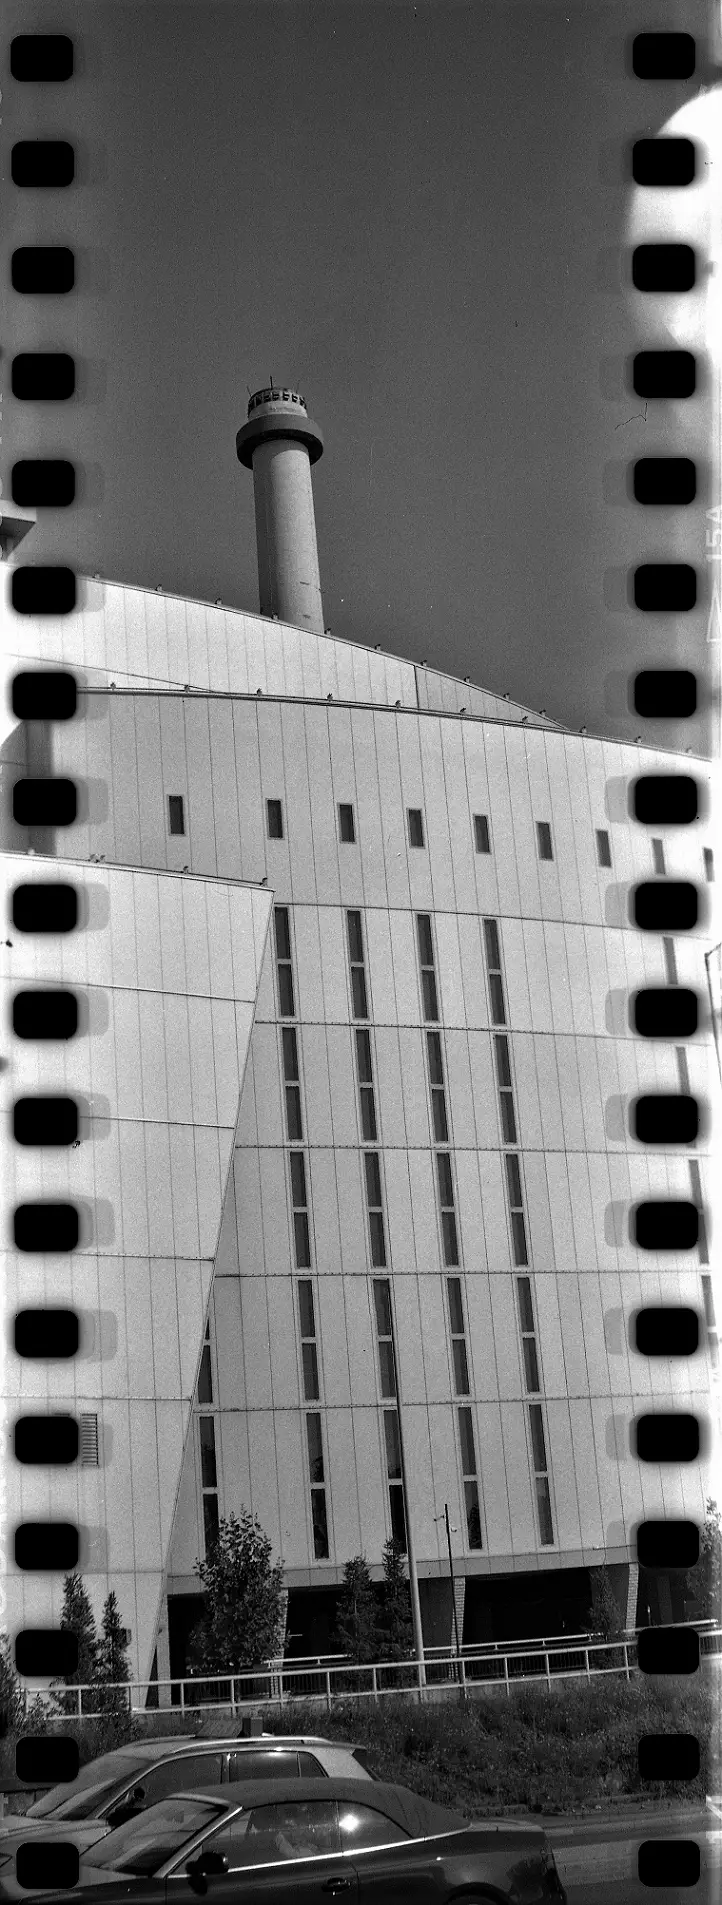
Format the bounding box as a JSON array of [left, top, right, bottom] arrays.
[[338, 803, 356, 844], [703, 847, 714, 882], [197, 1323, 213, 1405], [536, 821, 553, 861], [663, 937, 678, 986], [474, 814, 491, 854], [167, 794, 185, 836], [652, 837, 666, 876], [266, 798, 284, 840], [407, 807, 425, 848], [596, 829, 612, 868]]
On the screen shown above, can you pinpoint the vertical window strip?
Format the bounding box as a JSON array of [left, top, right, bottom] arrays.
[[347, 909, 369, 1019], [482, 916, 506, 1025], [274, 906, 296, 1017], [651, 837, 666, 876], [290, 1149, 312, 1267], [688, 1159, 709, 1265], [516, 1275, 541, 1394], [297, 1277, 320, 1401], [426, 1030, 449, 1142], [338, 802, 356, 843], [457, 1406, 482, 1549], [703, 846, 714, 882], [528, 1402, 554, 1546], [675, 1046, 691, 1096], [282, 1025, 303, 1141], [416, 913, 439, 1022], [663, 937, 678, 986], [266, 797, 284, 839], [504, 1152, 529, 1266], [306, 1412, 329, 1558], [436, 1150, 459, 1265], [493, 1033, 517, 1144], [168, 793, 185, 836], [372, 1277, 396, 1398], [701, 1274, 719, 1367], [198, 1415, 219, 1552], [383, 1408, 407, 1550], [355, 1027, 378, 1140], [197, 1321, 213, 1405], [447, 1276, 470, 1395], [364, 1150, 387, 1266]]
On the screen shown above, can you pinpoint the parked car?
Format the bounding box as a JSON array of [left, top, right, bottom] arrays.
[[0, 1735, 375, 1887], [0, 1774, 567, 1903]]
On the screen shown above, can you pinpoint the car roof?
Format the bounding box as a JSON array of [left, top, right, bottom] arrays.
[[163, 1776, 466, 1837], [127, 1736, 353, 1762]]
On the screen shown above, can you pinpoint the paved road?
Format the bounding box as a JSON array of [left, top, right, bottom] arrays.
[[546, 1806, 721, 1903]]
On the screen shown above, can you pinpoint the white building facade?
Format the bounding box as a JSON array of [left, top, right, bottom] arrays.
[[2, 391, 718, 1691]]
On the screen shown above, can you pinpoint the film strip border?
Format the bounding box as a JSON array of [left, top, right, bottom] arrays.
[[1, 18, 718, 1897]]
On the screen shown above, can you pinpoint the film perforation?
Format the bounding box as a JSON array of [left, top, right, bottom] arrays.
[[9, 35, 74, 83], [10, 141, 75, 189]]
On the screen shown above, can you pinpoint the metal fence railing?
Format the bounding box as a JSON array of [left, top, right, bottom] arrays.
[[17, 1625, 722, 1722]]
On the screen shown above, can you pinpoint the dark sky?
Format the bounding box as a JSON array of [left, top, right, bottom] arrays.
[[5, 0, 715, 750]]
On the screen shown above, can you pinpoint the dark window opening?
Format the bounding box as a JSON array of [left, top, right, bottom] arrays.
[[338, 803, 356, 844], [168, 795, 185, 836], [267, 798, 284, 839], [536, 821, 553, 861], [474, 813, 491, 854], [408, 807, 425, 848], [596, 829, 612, 868]]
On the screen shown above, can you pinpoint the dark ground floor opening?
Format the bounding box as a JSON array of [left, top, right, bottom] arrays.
[[462, 1566, 594, 1644]]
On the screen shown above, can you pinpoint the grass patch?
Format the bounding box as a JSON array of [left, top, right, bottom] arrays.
[[1, 1678, 717, 1818]]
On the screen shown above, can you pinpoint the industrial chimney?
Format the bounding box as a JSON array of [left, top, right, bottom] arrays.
[[236, 385, 324, 635]]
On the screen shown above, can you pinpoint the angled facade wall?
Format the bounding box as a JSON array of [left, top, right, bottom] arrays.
[[3, 854, 271, 1682]]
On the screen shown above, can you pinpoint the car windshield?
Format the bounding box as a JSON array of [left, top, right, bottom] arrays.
[[84, 1796, 225, 1876], [26, 1755, 148, 1819]]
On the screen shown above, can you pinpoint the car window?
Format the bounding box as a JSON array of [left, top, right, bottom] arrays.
[[338, 1803, 410, 1851], [297, 1751, 326, 1777], [228, 1749, 300, 1782], [86, 1797, 225, 1876], [139, 1753, 225, 1805], [205, 1800, 340, 1871], [26, 1754, 147, 1819]]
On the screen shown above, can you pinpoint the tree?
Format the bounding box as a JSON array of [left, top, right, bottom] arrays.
[[187, 1511, 285, 1676], [684, 1499, 722, 1623], [0, 1634, 26, 1739], [52, 1574, 100, 1715], [332, 1556, 380, 1665], [588, 1567, 624, 1641], [377, 1539, 413, 1661], [95, 1593, 131, 1715]]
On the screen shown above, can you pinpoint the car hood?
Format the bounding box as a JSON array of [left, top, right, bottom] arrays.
[[0, 1823, 108, 1853], [0, 1865, 139, 1901]]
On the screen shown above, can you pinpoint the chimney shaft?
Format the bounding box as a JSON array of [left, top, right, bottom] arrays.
[[237, 386, 324, 635]]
